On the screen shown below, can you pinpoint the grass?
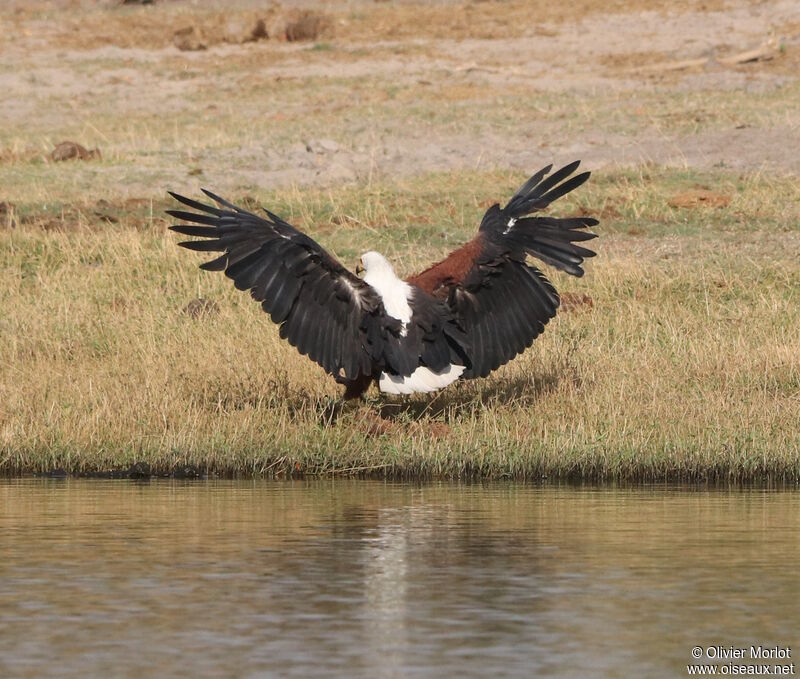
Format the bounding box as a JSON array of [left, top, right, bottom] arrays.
[[2, 0, 799, 481], [2, 167, 799, 482]]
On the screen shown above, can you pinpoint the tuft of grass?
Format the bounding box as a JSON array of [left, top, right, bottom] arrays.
[[1, 168, 799, 482]]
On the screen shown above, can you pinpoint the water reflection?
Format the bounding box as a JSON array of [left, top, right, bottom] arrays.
[[0, 480, 797, 678]]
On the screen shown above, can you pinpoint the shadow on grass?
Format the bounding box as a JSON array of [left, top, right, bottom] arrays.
[[384, 369, 563, 421], [316, 367, 564, 427]]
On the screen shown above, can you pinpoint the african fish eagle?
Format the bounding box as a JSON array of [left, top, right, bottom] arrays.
[[168, 161, 598, 399]]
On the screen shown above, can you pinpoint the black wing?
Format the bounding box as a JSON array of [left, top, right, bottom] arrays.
[[452, 162, 599, 378], [449, 247, 560, 379], [168, 190, 399, 381], [485, 160, 598, 277]]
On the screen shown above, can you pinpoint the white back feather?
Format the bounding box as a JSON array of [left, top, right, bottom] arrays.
[[362, 251, 466, 395], [362, 251, 412, 335]]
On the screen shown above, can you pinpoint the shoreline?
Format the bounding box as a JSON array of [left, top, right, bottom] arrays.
[[3, 449, 799, 484]]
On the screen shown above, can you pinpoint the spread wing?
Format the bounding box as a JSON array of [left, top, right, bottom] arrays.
[[168, 190, 399, 381], [407, 161, 598, 379]]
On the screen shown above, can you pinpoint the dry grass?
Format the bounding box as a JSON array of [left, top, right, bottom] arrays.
[[2, 167, 799, 481], [2, 0, 731, 51], [1, 0, 798, 481]]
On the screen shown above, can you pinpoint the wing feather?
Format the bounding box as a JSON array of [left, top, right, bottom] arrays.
[[409, 161, 598, 379], [169, 191, 395, 381], [199, 254, 229, 272]]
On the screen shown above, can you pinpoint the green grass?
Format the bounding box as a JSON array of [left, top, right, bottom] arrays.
[[2, 167, 799, 482]]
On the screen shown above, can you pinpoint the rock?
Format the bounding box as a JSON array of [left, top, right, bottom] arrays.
[[127, 462, 151, 479], [173, 26, 206, 52], [172, 464, 201, 479], [284, 11, 330, 42], [305, 138, 340, 154], [221, 18, 248, 44], [183, 297, 220, 319], [251, 19, 268, 41], [222, 17, 268, 45], [51, 141, 100, 162], [177, 15, 270, 50]]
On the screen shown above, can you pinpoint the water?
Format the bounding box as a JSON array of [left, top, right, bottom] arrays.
[[0, 480, 797, 678]]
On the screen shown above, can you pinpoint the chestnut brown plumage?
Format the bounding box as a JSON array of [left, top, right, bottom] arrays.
[[168, 161, 598, 398]]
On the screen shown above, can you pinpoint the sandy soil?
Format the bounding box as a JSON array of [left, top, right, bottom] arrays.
[[1, 0, 798, 199]]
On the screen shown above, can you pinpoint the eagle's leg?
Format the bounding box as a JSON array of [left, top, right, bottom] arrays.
[[335, 373, 375, 401]]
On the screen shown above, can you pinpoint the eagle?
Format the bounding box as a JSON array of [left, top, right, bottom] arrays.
[[168, 161, 598, 399]]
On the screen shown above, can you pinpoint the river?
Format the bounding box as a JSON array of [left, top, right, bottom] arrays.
[[1, 480, 797, 677]]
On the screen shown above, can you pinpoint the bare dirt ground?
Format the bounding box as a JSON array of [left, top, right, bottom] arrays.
[[1, 0, 798, 202]]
